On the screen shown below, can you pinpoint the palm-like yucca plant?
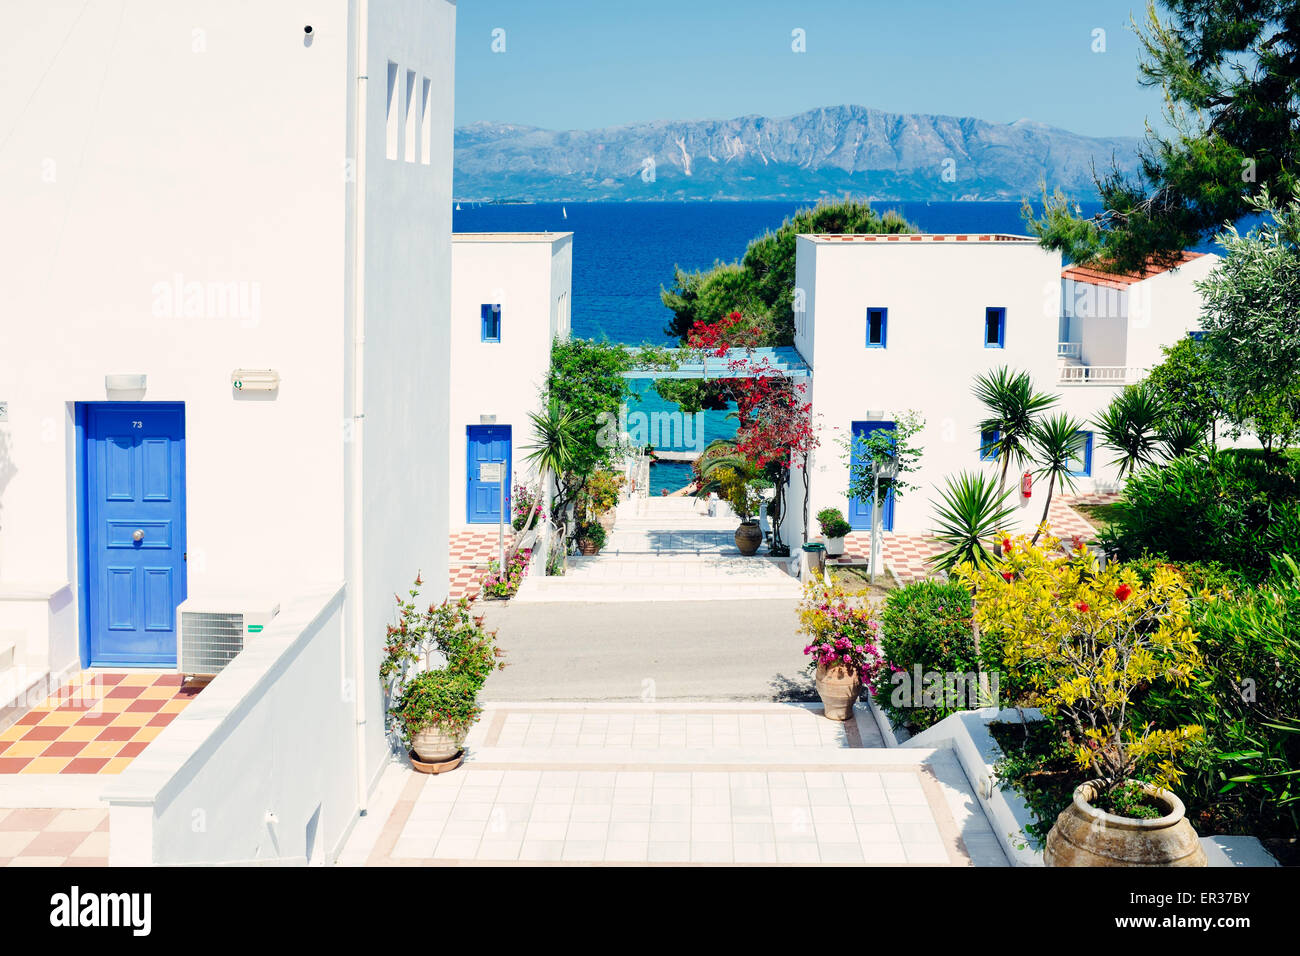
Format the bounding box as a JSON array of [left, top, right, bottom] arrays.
[[516, 402, 587, 552], [1093, 382, 1167, 479], [973, 366, 1059, 493], [1158, 415, 1205, 460], [694, 438, 761, 494], [1029, 412, 1086, 544], [930, 471, 1018, 573]]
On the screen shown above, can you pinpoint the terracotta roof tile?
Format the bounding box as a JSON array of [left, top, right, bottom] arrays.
[[1061, 251, 1205, 290]]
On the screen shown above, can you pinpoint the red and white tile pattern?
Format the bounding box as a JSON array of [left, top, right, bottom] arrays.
[[0, 672, 201, 775], [448, 527, 516, 601], [0, 808, 108, 867]]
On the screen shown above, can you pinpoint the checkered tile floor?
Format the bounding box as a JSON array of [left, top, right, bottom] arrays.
[[0, 808, 108, 866], [0, 672, 200, 775], [449, 527, 517, 601]]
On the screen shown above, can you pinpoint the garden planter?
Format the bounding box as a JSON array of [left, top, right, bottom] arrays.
[[599, 511, 616, 532], [825, 536, 846, 558], [815, 662, 861, 720], [411, 723, 468, 764], [1044, 780, 1207, 867], [578, 538, 600, 555], [734, 521, 762, 556]]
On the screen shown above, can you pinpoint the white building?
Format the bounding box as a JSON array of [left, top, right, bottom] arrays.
[[0, 0, 456, 864], [786, 234, 1218, 540], [448, 233, 573, 530]]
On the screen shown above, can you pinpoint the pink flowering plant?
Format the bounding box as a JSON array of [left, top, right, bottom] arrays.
[[511, 483, 545, 532], [481, 548, 531, 600], [797, 580, 885, 679]]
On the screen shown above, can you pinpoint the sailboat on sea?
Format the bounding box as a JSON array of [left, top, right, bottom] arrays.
[[562, 206, 567, 220]]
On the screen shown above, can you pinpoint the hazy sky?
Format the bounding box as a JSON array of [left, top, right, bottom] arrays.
[[454, 0, 1167, 139]]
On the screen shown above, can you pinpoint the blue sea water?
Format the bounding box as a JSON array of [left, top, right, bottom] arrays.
[[450, 200, 1206, 492]]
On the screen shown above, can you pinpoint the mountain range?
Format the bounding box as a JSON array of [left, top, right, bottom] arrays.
[[452, 104, 1141, 202]]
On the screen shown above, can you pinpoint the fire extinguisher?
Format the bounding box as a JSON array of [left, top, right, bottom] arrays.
[[1021, 471, 1033, 498]]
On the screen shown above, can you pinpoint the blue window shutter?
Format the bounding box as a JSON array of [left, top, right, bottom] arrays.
[[866, 308, 887, 348], [481, 304, 501, 342], [979, 429, 1000, 461], [984, 307, 1005, 348]]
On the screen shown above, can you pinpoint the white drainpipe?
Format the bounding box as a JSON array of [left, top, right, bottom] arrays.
[[349, 0, 370, 814]]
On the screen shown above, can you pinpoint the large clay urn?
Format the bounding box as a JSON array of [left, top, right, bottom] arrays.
[[815, 662, 861, 721], [1044, 780, 1207, 867], [411, 723, 468, 763], [734, 520, 763, 556]]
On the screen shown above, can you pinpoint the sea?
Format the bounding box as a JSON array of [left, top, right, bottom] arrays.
[[450, 200, 1215, 492]]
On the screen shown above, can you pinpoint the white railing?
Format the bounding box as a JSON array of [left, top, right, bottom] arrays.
[[1056, 342, 1081, 359], [1058, 365, 1141, 385]]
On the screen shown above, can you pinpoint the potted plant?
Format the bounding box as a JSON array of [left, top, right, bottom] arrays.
[[959, 533, 1207, 866], [798, 580, 884, 720], [380, 575, 503, 771], [704, 465, 765, 556], [576, 521, 606, 555], [816, 507, 852, 558]]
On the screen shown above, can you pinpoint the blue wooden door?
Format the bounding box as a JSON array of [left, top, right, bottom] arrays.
[[84, 403, 187, 666], [466, 425, 511, 524], [848, 420, 896, 532]]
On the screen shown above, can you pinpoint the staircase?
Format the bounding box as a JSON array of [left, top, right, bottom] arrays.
[[514, 497, 802, 603]]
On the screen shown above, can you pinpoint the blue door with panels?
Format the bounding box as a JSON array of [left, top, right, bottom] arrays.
[[848, 420, 896, 532], [83, 403, 187, 666], [466, 425, 511, 523]]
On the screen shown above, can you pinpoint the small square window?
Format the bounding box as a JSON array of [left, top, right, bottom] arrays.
[[979, 428, 1000, 461], [866, 308, 887, 348], [1067, 431, 1093, 476], [481, 304, 501, 342], [984, 307, 1006, 348]]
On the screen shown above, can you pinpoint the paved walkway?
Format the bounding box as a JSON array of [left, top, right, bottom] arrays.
[[477, 599, 809, 701], [0, 808, 108, 866], [514, 498, 801, 603], [342, 702, 1006, 866]]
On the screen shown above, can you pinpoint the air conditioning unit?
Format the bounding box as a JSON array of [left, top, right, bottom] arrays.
[[177, 596, 280, 678]]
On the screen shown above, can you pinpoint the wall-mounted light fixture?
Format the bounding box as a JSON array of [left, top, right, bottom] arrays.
[[231, 369, 281, 392], [105, 374, 147, 400]]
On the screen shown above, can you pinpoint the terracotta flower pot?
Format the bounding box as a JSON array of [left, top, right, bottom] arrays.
[[815, 662, 861, 721], [410, 722, 468, 764], [1044, 779, 1207, 867], [578, 538, 599, 555], [735, 521, 762, 556]]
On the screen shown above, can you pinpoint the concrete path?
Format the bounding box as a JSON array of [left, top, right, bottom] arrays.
[[477, 599, 812, 702], [343, 701, 1008, 866], [514, 497, 802, 603]]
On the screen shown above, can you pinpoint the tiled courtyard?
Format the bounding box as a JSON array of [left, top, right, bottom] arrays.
[[0, 808, 108, 867], [349, 702, 1006, 866], [448, 527, 516, 601], [0, 671, 201, 775]]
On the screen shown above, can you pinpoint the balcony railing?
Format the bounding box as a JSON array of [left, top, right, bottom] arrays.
[[1058, 365, 1141, 385], [1056, 342, 1081, 359]]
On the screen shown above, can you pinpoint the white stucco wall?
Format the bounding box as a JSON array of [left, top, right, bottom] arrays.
[[447, 233, 572, 528], [0, 1, 353, 678], [1125, 254, 1220, 370], [348, 0, 457, 794], [795, 235, 1164, 537]]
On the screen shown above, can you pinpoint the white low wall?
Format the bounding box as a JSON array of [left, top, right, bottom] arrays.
[[104, 584, 358, 866]]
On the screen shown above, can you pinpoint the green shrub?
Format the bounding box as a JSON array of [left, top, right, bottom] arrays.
[[816, 507, 852, 538], [1131, 556, 1300, 839], [1121, 554, 1243, 595], [577, 522, 607, 551], [871, 580, 985, 732], [391, 670, 483, 740], [1101, 449, 1300, 581]]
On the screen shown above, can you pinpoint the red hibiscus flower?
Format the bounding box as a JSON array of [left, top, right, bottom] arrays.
[[1114, 583, 1133, 603], [1001, 572, 1014, 582], [1075, 601, 1090, 613]]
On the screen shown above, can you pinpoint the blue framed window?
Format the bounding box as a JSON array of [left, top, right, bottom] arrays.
[[1188, 329, 1208, 341], [866, 307, 888, 348], [481, 303, 501, 342], [1067, 430, 1093, 476], [984, 307, 1006, 348], [979, 428, 1000, 461]]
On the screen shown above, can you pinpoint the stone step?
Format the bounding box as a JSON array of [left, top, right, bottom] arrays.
[[512, 578, 802, 603]]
